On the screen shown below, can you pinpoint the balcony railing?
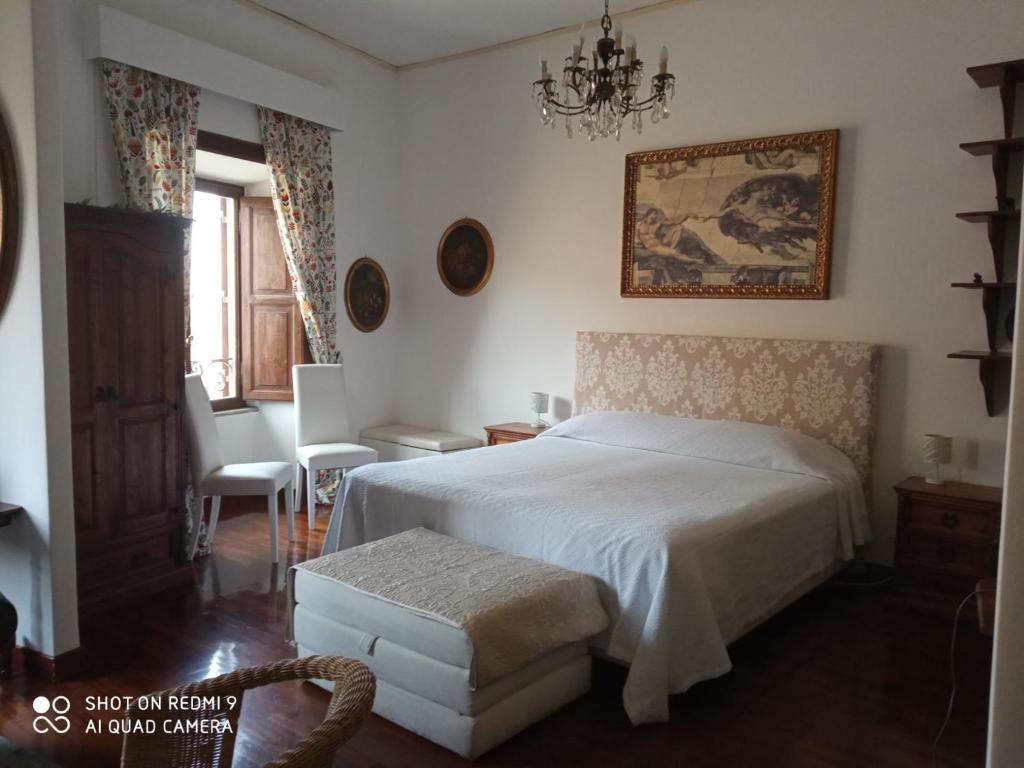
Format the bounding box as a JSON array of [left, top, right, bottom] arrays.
[[190, 357, 235, 401]]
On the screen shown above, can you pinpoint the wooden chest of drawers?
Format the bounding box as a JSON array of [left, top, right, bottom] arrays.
[[483, 422, 546, 446], [894, 476, 1001, 620]]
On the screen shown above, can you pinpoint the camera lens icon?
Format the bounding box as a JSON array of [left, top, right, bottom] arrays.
[[32, 695, 71, 734]]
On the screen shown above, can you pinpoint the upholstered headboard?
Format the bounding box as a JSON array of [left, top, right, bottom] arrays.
[[573, 331, 880, 482]]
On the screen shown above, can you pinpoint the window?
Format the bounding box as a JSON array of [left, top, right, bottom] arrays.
[[190, 179, 243, 409], [190, 131, 311, 407]]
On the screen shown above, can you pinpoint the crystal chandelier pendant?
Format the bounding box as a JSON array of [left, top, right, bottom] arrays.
[[530, 0, 675, 141]]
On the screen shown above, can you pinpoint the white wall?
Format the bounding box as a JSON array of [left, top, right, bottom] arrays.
[[0, 0, 79, 657], [393, 0, 1024, 562], [57, 0, 404, 461]]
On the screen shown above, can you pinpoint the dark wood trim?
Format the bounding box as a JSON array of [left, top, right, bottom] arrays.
[[18, 644, 90, 682], [0, 502, 22, 528], [195, 178, 245, 409], [197, 130, 265, 165], [212, 397, 247, 413], [195, 177, 245, 199]]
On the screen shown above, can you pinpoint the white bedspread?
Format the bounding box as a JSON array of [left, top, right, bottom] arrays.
[[321, 412, 869, 725]]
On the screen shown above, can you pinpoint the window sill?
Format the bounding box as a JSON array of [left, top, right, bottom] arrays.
[[213, 406, 259, 418]]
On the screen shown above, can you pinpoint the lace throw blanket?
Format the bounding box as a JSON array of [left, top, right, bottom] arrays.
[[289, 528, 608, 687]]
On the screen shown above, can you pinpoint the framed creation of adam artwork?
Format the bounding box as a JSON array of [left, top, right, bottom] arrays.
[[344, 257, 390, 333], [621, 129, 838, 299]]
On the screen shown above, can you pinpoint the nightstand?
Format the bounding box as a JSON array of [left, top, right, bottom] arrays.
[[894, 476, 1001, 620], [484, 422, 546, 446]]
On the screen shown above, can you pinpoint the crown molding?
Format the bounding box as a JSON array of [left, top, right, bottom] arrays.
[[234, 0, 695, 72]]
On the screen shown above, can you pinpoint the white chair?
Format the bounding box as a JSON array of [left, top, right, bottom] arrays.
[[293, 364, 377, 530], [183, 374, 294, 563]]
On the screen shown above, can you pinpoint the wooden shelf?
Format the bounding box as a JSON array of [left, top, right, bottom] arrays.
[[952, 284, 1016, 351], [967, 58, 1022, 140], [967, 58, 1024, 89], [951, 281, 1017, 289], [960, 137, 1024, 156], [955, 209, 1021, 223], [948, 351, 1012, 416], [0, 502, 22, 528], [947, 350, 1011, 360], [957, 57, 1022, 416]]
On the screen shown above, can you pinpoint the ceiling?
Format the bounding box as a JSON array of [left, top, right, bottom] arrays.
[[247, 0, 670, 68]]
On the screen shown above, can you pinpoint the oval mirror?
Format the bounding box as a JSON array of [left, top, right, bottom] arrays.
[[0, 110, 19, 320]]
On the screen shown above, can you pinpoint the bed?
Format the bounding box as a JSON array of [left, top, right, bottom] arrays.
[[321, 332, 880, 725]]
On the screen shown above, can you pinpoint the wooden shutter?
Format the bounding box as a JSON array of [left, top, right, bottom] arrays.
[[239, 197, 310, 401]]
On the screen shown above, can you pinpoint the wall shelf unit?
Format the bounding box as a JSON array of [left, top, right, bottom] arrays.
[[966, 57, 1024, 138], [954, 210, 1020, 223], [959, 137, 1024, 156], [954, 57, 1022, 416]]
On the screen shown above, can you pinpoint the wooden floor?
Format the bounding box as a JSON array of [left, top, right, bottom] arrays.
[[0, 497, 993, 767]]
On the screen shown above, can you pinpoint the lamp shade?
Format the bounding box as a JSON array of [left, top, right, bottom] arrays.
[[922, 434, 952, 465], [530, 392, 549, 415]]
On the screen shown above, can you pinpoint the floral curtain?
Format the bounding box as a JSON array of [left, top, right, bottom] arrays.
[[101, 60, 204, 551], [257, 106, 340, 364], [101, 60, 200, 344], [258, 107, 342, 503]]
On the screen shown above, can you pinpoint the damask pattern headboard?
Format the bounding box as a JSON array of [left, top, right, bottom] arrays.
[[573, 331, 880, 482]]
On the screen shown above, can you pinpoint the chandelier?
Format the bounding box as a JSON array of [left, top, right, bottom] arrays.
[[532, 0, 675, 141]]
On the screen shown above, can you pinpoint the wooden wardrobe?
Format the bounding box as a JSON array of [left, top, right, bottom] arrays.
[[65, 204, 191, 614]]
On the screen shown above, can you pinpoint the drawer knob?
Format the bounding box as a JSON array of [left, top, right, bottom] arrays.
[[941, 512, 959, 528]]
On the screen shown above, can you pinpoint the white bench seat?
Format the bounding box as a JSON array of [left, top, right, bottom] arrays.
[[359, 424, 481, 461], [289, 528, 606, 758]]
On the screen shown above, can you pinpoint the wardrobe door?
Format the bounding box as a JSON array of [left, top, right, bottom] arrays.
[[66, 204, 189, 613], [66, 227, 110, 555], [101, 229, 184, 542]]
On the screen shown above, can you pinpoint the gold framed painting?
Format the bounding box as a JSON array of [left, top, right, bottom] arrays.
[[0, 109, 19, 320], [437, 218, 494, 296], [621, 129, 838, 299], [344, 257, 390, 333]]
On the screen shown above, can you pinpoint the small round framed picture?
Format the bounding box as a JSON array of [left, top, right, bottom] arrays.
[[0, 110, 20, 320], [437, 218, 493, 296], [344, 257, 390, 333]]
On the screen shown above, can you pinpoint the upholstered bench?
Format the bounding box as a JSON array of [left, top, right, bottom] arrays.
[[289, 528, 607, 758], [359, 424, 481, 462]]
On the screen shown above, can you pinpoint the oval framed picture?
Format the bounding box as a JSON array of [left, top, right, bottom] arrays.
[[0, 110, 20, 320], [437, 218, 493, 296], [344, 257, 390, 333]]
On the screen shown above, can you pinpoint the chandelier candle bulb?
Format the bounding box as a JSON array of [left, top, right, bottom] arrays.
[[659, 45, 669, 74], [613, 24, 622, 48], [540, 56, 549, 80]]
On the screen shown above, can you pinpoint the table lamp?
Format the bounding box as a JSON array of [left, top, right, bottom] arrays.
[[922, 434, 952, 485], [529, 392, 549, 428]]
